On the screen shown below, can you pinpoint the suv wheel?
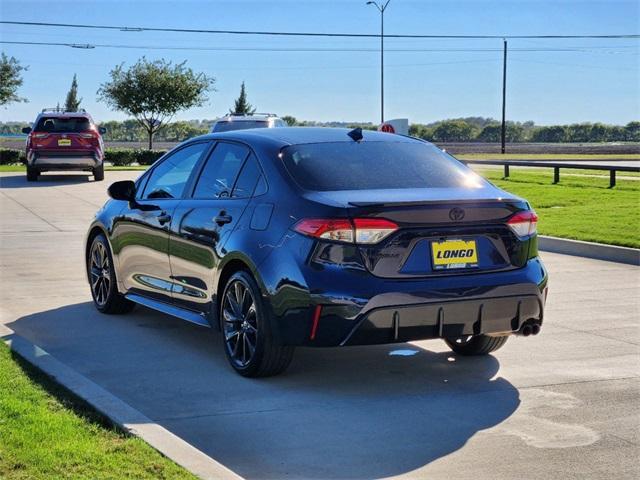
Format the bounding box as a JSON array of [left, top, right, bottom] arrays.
[[221, 271, 294, 377], [444, 334, 509, 355], [87, 234, 134, 314], [93, 164, 104, 181], [26, 167, 39, 182]]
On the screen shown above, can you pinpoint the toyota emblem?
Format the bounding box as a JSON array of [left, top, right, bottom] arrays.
[[449, 207, 465, 221]]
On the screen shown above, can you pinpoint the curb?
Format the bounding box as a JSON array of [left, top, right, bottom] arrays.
[[538, 235, 640, 266], [0, 324, 243, 480]]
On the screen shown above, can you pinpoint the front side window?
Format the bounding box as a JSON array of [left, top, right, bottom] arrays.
[[193, 142, 250, 198], [281, 141, 487, 191], [142, 142, 209, 199]]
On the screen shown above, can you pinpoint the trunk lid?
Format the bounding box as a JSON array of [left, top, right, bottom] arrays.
[[303, 186, 532, 278]]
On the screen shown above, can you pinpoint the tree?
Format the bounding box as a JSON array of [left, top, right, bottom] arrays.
[[624, 121, 640, 142], [64, 74, 82, 111], [0, 53, 28, 106], [230, 81, 255, 115], [281, 115, 297, 126], [477, 123, 525, 143], [98, 58, 215, 149], [431, 120, 477, 142], [531, 125, 567, 143]]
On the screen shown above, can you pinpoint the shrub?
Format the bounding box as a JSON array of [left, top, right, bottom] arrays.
[[104, 149, 135, 166], [134, 149, 166, 166], [0, 148, 24, 165]]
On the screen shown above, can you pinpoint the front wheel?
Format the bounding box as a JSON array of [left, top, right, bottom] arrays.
[[221, 271, 294, 377], [444, 334, 508, 355], [87, 234, 134, 314]]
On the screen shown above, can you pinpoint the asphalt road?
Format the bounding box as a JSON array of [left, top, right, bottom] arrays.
[[1, 171, 639, 480]]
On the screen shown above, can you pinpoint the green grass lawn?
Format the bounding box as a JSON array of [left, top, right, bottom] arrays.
[[457, 153, 640, 160], [477, 168, 640, 248], [0, 343, 195, 480]]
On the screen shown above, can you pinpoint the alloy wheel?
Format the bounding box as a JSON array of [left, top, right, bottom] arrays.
[[223, 280, 258, 367], [90, 241, 111, 307]]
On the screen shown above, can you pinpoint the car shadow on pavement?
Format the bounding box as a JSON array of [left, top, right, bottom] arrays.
[[0, 173, 93, 188], [8, 302, 520, 480]]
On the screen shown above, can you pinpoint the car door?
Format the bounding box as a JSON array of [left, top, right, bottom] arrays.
[[169, 142, 261, 315], [113, 141, 211, 304]]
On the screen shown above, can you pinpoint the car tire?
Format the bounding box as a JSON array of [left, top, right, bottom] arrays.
[[87, 233, 135, 314], [26, 167, 39, 182], [93, 164, 105, 181], [220, 271, 294, 377], [444, 334, 508, 355]]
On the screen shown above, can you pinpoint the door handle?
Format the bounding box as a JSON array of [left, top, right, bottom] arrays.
[[157, 212, 172, 225], [214, 211, 233, 225]]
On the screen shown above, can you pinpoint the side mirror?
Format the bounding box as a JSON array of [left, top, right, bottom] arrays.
[[22, 127, 32, 134], [98, 127, 107, 135], [108, 180, 136, 201]]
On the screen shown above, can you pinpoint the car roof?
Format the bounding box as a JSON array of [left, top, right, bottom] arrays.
[[36, 112, 93, 120], [194, 127, 423, 148]]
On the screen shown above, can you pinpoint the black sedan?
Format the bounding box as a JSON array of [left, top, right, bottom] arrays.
[[85, 128, 548, 377]]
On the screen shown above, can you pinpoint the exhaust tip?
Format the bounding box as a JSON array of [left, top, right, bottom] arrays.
[[521, 325, 532, 337], [532, 324, 541, 335]]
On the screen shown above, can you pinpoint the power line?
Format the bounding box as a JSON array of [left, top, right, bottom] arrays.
[[1, 40, 638, 54], [1, 20, 638, 39]]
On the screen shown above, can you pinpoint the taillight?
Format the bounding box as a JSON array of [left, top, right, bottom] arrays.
[[507, 211, 538, 238], [79, 133, 96, 139], [33, 132, 49, 139], [293, 218, 398, 244]]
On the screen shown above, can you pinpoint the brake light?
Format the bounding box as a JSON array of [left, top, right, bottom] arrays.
[[79, 132, 97, 139], [507, 211, 538, 238], [33, 132, 49, 138], [293, 218, 398, 244]]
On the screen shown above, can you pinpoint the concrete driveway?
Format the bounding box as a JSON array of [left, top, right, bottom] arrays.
[[1, 171, 639, 480]]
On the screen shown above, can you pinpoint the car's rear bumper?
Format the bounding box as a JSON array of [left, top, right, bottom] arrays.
[[29, 154, 102, 170], [264, 254, 548, 347]]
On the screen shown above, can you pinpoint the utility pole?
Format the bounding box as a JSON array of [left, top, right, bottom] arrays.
[[501, 39, 508, 154], [367, 0, 391, 125]]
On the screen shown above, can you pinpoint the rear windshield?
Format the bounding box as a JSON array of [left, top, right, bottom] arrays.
[[213, 120, 268, 132], [35, 117, 92, 132], [281, 141, 485, 191]]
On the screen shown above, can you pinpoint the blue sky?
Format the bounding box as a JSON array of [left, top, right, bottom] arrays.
[[0, 0, 638, 125]]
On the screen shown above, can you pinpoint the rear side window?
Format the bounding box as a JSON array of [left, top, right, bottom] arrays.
[[232, 153, 263, 198], [36, 117, 91, 132], [281, 141, 485, 191], [193, 142, 249, 198], [212, 121, 269, 132]]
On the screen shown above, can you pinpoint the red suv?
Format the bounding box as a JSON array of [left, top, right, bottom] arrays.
[[22, 108, 106, 182]]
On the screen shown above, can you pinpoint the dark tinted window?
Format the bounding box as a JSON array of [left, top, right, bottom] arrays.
[[142, 143, 208, 199], [213, 121, 269, 132], [36, 116, 91, 132], [232, 154, 262, 198], [193, 142, 249, 198], [281, 142, 485, 191]]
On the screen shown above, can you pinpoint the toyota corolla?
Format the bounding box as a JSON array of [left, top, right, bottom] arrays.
[[85, 127, 548, 377]]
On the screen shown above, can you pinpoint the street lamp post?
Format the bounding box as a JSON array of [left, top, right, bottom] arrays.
[[367, 0, 391, 125]]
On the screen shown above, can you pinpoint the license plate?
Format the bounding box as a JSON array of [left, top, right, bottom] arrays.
[[432, 239, 478, 270], [58, 138, 71, 146]]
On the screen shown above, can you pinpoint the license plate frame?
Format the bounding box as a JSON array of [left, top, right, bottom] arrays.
[[57, 138, 71, 146], [431, 239, 479, 270]]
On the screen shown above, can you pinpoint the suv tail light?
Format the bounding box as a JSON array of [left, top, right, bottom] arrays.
[[507, 211, 538, 238], [293, 218, 398, 244], [33, 132, 49, 138]]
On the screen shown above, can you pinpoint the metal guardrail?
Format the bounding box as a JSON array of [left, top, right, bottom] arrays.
[[461, 160, 640, 188]]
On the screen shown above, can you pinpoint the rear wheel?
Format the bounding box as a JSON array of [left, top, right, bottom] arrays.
[[87, 234, 134, 314], [26, 167, 39, 182], [221, 271, 294, 377], [444, 334, 508, 355], [93, 164, 104, 181]]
